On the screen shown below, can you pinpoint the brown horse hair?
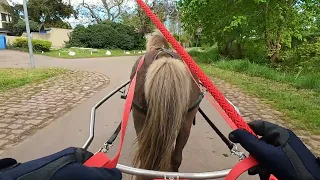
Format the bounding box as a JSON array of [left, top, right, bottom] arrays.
[[132, 31, 192, 180], [146, 30, 170, 51]]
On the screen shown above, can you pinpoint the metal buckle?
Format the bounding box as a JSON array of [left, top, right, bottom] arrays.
[[164, 175, 180, 180], [96, 142, 114, 154], [230, 144, 246, 161]]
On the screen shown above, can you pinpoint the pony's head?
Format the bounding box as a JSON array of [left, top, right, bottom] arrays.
[[146, 30, 170, 51]]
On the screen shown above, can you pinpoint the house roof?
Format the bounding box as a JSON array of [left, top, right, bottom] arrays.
[[0, 0, 10, 13]]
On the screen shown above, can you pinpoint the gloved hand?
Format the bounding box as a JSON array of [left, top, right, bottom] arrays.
[[0, 147, 122, 180], [228, 120, 320, 180]]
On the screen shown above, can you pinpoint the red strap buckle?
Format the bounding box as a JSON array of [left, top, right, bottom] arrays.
[[83, 152, 111, 168]]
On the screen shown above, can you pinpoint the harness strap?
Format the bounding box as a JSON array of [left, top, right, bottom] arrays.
[[188, 93, 204, 112], [107, 122, 122, 145], [199, 108, 234, 150], [84, 56, 145, 168]]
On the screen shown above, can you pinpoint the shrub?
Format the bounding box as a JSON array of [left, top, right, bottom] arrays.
[[32, 39, 52, 52], [13, 38, 52, 52], [66, 22, 146, 50], [188, 46, 220, 64], [281, 38, 320, 72], [11, 19, 40, 36], [243, 39, 269, 64]]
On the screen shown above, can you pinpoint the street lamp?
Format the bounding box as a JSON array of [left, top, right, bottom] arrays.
[[23, 0, 35, 68]]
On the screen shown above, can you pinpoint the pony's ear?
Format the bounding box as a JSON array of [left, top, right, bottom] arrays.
[[151, 29, 163, 36]]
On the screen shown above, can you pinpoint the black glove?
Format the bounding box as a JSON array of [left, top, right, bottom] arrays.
[[0, 147, 122, 180], [228, 120, 320, 180]]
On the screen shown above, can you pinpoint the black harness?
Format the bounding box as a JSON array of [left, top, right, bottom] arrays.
[[131, 47, 205, 115]]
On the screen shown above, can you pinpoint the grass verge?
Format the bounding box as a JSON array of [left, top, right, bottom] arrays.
[[214, 60, 320, 91], [199, 64, 320, 134], [0, 68, 67, 92], [41, 48, 143, 59], [189, 48, 320, 91]]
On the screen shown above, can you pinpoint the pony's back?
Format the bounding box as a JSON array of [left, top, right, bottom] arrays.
[[132, 31, 192, 180]]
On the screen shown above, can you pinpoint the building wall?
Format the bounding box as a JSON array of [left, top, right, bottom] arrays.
[[6, 28, 73, 48], [0, 12, 11, 29], [5, 35, 17, 45]]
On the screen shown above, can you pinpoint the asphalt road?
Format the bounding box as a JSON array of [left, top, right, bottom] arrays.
[[0, 50, 258, 180]]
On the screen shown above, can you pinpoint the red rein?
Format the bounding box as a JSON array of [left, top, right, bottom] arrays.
[[85, 1, 278, 179], [134, 1, 277, 180]]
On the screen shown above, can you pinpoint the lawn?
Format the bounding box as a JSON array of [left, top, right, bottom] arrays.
[[195, 62, 320, 135], [0, 68, 67, 92], [213, 60, 320, 91], [41, 47, 144, 59], [187, 47, 320, 134], [189, 48, 320, 91], [199, 64, 320, 134]]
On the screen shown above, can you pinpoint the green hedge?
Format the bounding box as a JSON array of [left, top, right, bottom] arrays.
[[13, 38, 52, 52], [66, 22, 145, 50]]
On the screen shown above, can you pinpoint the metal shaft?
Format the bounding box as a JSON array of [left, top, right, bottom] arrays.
[[117, 164, 231, 179], [23, 0, 35, 68]]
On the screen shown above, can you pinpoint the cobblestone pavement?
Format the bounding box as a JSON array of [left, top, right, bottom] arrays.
[[0, 70, 110, 152], [211, 77, 320, 156]]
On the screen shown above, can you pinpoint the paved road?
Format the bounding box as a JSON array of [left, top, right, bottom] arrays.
[[0, 50, 257, 180]]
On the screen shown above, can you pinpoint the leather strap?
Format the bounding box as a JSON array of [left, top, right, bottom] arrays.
[[84, 56, 145, 168]]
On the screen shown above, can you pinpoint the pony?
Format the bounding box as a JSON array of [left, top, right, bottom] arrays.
[[129, 30, 203, 180]]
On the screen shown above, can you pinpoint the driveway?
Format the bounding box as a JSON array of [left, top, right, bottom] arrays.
[[0, 50, 257, 180]]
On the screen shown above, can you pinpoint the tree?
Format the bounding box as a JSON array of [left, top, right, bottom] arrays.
[[1, 0, 74, 31], [120, 0, 178, 35], [26, 0, 74, 28], [178, 0, 320, 63], [12, 19, 40, 36], [76, 0, 127, 23]]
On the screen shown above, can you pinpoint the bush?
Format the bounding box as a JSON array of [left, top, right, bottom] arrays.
[[281, 38, 320, 72], [66, 22, 146, 50], [10, 19, 40, 36], [13, 38, 52, 52], [188, 46, 220, 64], [243, 39, 269, 63]]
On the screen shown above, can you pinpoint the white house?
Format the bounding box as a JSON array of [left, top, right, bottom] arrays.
[[0, 0, 11, 34]]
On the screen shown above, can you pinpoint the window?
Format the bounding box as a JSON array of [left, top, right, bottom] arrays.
[[1, 13, 7, 22]]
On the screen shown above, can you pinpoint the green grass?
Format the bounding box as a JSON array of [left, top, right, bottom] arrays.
[[213, 60, 320, 91], [189, 47, 320, 91], [0, 68, 67, 92], [41, 48, 144, 59], [188, 46, 220, 64], [200, 64, 320, 134], [188, 47, 320, 134]]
